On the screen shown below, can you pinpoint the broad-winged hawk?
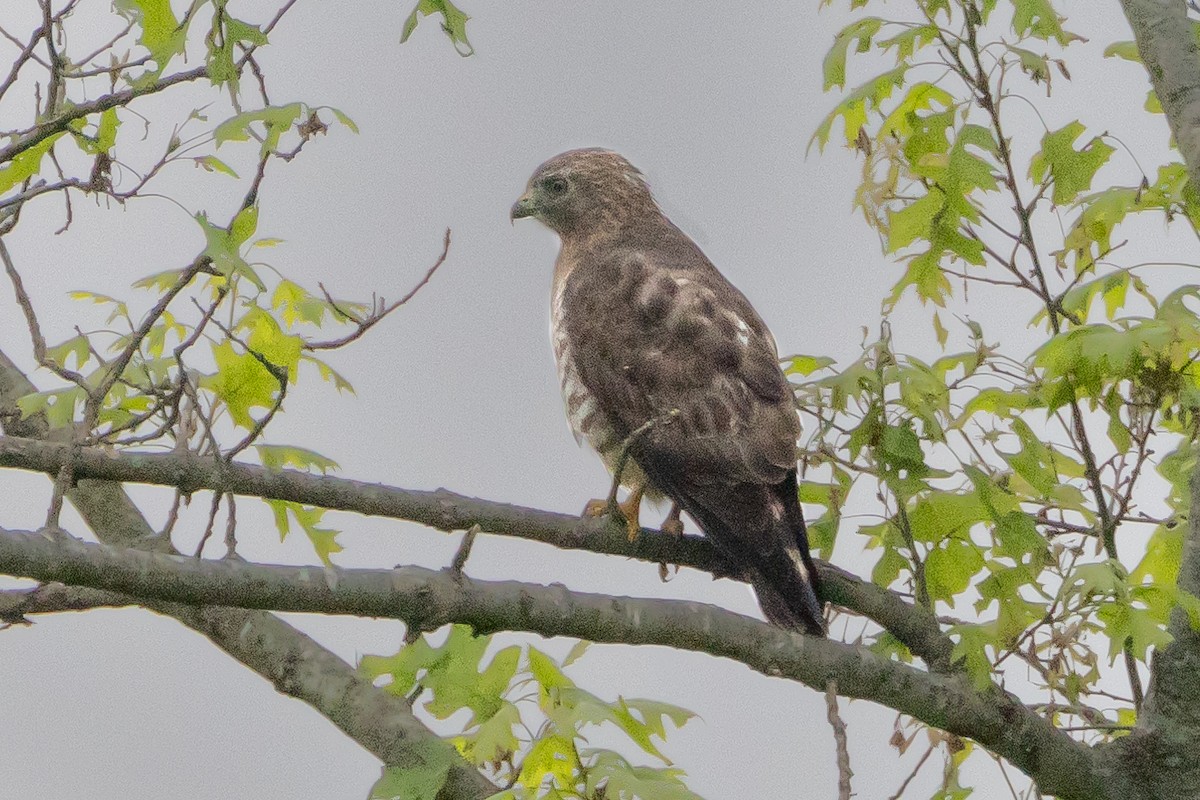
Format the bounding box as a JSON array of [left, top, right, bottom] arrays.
[[512, 148, 825, 636]]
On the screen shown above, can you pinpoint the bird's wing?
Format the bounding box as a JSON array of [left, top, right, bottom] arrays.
[[561, 237, 824, 636], [560, 243, 800, 489]]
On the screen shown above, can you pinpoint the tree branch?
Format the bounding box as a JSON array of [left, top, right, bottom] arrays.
[[0, 524, 1104, 800], [0, 433, 954, 669], [0, 582, 131, 622], [1121, 0, 1200, 191], [0, 66, 209, 166], [0, 350, 496, 800]]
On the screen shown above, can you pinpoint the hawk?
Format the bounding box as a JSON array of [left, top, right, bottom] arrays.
[[512, 148, 826, 636]]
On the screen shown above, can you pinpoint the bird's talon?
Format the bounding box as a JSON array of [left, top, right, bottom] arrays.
[[581, 498, 608, 518]]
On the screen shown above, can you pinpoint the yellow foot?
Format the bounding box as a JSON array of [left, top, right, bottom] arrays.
[[582, 498, 609, 518], [581, 493, 643, 541]]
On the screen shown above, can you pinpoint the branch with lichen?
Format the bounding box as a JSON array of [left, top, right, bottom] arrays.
[[0, 432, 953, 669], [0, 523, 1103, 800], [0, 349, 497, 800]]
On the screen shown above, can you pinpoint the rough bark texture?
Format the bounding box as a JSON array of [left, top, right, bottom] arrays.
[[0, 349, 496, 800], [0, 523, 1104, 800], [0, 433, 952, 669], [1122, 0, 1200, 190]]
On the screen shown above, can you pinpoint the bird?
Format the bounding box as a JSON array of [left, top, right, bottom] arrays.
[[511, 148, 826, 636]]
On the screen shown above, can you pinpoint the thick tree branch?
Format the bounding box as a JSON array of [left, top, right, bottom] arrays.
[[0, 524, 1103, 800], [1121, 0, 1200, 190], [0, 433, 953, 669], [0, 351, 496, 800], [0, 582, 131, 622], [1096, 467, 1200, 798]]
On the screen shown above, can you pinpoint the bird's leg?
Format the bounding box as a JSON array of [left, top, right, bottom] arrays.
[[660, 503, 684, 537], [581, 481, 645, 541]]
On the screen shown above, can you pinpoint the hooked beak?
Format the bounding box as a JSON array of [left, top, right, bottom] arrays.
[[510, 192, 536, 222]]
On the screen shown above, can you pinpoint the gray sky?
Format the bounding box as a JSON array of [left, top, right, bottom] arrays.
[[0, 2, 1181, 798]]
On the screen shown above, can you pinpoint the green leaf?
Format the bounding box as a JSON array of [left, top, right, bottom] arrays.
[[992, 511, 1046, 562], [562, 640, 590, 667], [455, 700, 521, 765], [329, 107, 359, 133], [194, 155, 239, 178], [303, 354, 356, 394], [240, 307, 301, 380], [823, 17, 884, 90], [812, 66, 908, 151], [45, 335, 92, 372], [272, 279, 330, 327], [878, 23, 939, 62], [1104, 41, 1141, 63], [401, 0, 474, 56], [255, 443, 340, 473], [932, 312, 949, 347], [1010, 0, 1082, 45], [1097, 602, 1172, 663], [113, 0, 187, 78], [528, 646, 575, 697], [229, 204, 259, 247], [214, 103, 306, 153], [907, 491, 988, 544], [369, 753, 452, 800], [518, 734, 579, 791], [18, 387, 84, 428], [976, 564, 1044, 642], [0, 133, 64, 196], [926, 539, 984, 602], [582, 749, 701, 800], [1008, 45, 1051, 84], [785, 354, 836, 376], [1132, 524, 1184, 585], [1030, 122, 1116, 206], [205, 340, 280, 429], [949, 623, 997, 690]]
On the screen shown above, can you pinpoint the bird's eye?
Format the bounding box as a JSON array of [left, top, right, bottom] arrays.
[[545, 177, 568, 196]]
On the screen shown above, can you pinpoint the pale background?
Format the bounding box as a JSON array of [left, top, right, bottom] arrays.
[[0, 2, 1178, 798]]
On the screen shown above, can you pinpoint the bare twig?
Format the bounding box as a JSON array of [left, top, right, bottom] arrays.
[[306, 229, 452, 350], [450, 523, 481, 576], [889, 745, 935, 800], [825, 680, 853, 800], [194, 491, 224, 558], [0, 237, 88, 387]]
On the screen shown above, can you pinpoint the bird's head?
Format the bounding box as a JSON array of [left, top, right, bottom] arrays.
[[511, 148, 657, 237]]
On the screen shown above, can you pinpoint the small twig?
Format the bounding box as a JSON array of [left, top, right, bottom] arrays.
[[223, 493, 238, 558], [84, 255, 214, 431], [896, 504, 929, 608], [161, 490, 184, 539], [43, 461, 73, 530], [825, 680, 853, 800], [449, 523, 481, 577], [305, 229, 452, 350], [888, 745, 935, 800], [1, 237, 88, 387], [194, 491, 224, 557]]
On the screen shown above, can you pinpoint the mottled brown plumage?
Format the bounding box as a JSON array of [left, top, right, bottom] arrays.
[[512, 148, 825, 636]]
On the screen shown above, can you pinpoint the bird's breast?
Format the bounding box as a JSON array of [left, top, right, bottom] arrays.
[[550, 279, 625, 463]]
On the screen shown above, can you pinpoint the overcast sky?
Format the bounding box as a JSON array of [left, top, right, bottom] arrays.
[[0, 2, 1182, 798]]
